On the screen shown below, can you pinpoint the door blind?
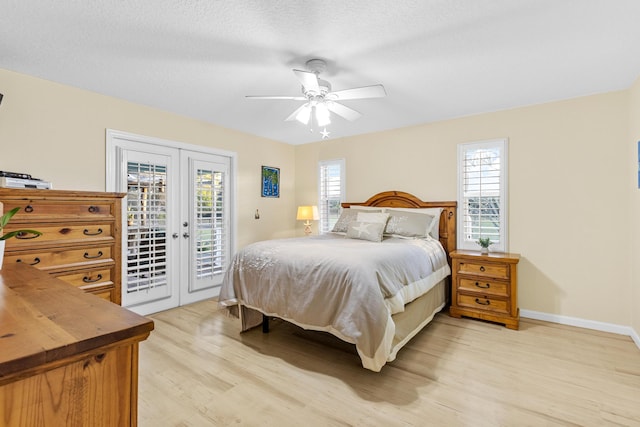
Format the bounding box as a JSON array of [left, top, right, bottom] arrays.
[[126, 162, 168, 293], [195, 168, 226, 280]]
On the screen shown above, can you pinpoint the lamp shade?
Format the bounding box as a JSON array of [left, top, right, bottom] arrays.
[[296, 205, 319, 221]]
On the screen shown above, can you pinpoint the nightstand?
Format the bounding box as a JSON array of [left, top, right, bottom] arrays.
[[449, 249, 521, 330]]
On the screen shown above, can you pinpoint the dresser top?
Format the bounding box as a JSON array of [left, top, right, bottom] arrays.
[[0, 263, 153, 379], [0, 188, 126, 199]]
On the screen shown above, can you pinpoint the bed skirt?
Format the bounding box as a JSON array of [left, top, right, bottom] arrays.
[[232, 279, 446, 371]]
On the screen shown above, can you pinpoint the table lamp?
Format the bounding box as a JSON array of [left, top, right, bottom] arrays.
[[296, 205, 319, 236]]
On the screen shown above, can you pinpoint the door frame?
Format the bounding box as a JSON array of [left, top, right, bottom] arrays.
[[105, 129, 237, 312]]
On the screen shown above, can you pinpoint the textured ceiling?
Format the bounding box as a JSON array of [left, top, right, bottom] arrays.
[[2, 0, 640, 145]]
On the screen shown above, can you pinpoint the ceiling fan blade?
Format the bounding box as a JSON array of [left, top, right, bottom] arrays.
[[329, 84, 386, 101], [246, 95, 307, 100], [326, 101, 362, 121], [285, 103, 311, 123], [293, 69, 320, 94]]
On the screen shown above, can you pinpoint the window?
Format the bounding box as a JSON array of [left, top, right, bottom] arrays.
[[318, 159, 345, 233], [457, 139, 508, 252]]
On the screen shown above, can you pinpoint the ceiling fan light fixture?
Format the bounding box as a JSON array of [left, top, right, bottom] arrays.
[[315, 103, 331, 127], [246, 58, 386, 132], [295, 104, 312, 125]]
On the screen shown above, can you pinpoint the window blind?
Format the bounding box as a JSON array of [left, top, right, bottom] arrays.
[[318, 159, 345, 233], [458, 139, 508, 251]]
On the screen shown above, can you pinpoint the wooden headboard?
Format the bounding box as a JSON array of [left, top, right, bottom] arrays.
[[342, 190, 457, 258]]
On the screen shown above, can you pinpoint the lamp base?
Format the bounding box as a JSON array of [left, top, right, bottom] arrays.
[[303, 221, 312, 236]]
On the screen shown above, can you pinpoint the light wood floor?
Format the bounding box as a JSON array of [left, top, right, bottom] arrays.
[[138, 300, 640, 426]]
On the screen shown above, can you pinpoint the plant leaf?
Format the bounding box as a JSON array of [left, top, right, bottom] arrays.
[[0, 207, 21, 228]]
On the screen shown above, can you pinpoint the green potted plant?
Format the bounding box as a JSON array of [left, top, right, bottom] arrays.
[[476, 237, 493, 254], [0, 207, 42, 269]]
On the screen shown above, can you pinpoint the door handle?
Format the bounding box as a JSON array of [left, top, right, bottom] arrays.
[[183, 232, 190, 238], [172, 233, 179, 239]]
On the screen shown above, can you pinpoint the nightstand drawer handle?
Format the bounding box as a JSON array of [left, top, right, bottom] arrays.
[[479, 266, 485, 272], [475, 282, 490, 289], [475, 298, 491, 306]]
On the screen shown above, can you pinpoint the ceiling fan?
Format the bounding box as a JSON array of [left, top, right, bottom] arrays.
[[246, 59, 386, 129]]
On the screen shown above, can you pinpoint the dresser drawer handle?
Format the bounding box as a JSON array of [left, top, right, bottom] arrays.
[[16, 257, 41, 266], [24, 205, 34, 213], [88, 206, 99, 213], [475, 298, 491, 306], [479, 266, 485, 272], [83, 251, 104, 259], [475, 282, 490, 289], [83, 228, 103, 236], [15, 231, 41, 240], [83, 274, 103, 283]]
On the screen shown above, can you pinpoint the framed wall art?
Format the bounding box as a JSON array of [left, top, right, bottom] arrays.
[[261, 166, 280, 198]]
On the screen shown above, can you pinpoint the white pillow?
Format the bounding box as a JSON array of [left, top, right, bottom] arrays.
[[383, 207, 442, 239], [384, 210, 434, 238], [331, 208, 382, 233], [356, 212, 390, 224]]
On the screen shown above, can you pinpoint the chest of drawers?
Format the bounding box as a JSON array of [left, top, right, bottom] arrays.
[[449, 249, 521, 329], [0, 189, 125, 304]]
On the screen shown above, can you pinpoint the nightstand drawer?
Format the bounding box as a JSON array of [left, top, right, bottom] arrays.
[[457, 260, 509, 279], [457, 277, 509, 297], [457, 294, 510, 314]]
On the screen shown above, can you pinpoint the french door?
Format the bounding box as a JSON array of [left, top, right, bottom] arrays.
[[107, 131, 234, 315]]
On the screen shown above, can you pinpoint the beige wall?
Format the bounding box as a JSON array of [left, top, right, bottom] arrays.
[[629, 75, 640, 337], [296, 91, 633, 326], [0, 68, 296, 249], [3, 67, 636, 330]]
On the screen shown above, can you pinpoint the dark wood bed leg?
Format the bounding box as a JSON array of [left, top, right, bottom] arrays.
[[262, 314, 270, 333]]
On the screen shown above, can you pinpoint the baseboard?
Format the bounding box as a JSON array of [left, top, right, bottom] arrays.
[[631, 327, 640, 349], [520, 309, 640, 350]]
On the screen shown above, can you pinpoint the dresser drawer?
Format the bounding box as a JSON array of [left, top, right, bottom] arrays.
[[88, 287, 117, 302], [457, 277, 509, 298], [4, 223, 114, 249], [457, 294, 510, 315], [457, 260, 509, 280], [2, 200, 115, 221], [52, 266, 114, 289], [5, 246, 113, 270]]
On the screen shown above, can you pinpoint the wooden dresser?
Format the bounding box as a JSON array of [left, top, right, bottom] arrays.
[[0, 263, 154, 426], [0, 189, 125, 304], [449, 249, 521, 330]]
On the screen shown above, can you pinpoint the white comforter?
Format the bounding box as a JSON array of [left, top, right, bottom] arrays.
[[218, 233, 450, 371]]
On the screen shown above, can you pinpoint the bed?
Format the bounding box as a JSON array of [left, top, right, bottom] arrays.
[[218, 191, 457, 372]]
